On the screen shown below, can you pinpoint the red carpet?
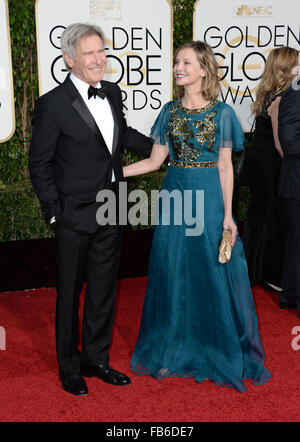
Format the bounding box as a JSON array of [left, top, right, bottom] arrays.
[[0, 277, 300, 422]]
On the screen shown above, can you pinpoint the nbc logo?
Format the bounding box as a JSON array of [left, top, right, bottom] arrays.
[[235, 4, 273, 17]]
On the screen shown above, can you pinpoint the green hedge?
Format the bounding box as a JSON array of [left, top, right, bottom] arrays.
[[0, 0, 251, 242], [0, 174, 167, 242], [0, 181, 53, 241]]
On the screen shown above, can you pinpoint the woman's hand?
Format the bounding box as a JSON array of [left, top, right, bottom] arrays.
[[123, 143, 169, 178], [223, 216, 238, 248]]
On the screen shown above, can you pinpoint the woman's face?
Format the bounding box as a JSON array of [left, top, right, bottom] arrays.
[[173, 47, 206, 89]]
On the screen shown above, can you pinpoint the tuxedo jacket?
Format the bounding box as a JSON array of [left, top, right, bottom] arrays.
[[29, 75, 153, 232], [278, 84, 300, 200]]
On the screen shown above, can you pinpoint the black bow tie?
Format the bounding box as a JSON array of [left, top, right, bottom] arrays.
[[88, 85, 107, 100]]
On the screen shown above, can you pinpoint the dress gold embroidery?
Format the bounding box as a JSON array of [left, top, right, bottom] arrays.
[[169, 103, 201, 162], [168, 100, 218, 161], [193, 111, 217, 151]]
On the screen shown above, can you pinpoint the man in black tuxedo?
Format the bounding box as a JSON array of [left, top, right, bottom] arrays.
[[29, 23, 153, 395], [278, 78, 300, 317]]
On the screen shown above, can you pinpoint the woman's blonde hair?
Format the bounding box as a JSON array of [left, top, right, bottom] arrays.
[[252, 46, 299, 115], [174, 41, 220, 101]]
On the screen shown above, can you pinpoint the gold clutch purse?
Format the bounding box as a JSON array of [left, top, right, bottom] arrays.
[[218, 229, 232, 264]]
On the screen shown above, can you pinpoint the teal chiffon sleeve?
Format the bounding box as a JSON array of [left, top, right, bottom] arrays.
[[150, 102, 170, 145], [219, 105, 245, 152]]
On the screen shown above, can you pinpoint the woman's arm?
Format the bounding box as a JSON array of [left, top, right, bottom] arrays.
[[217, 147, 237, 247], [267, 96, 283, 158], [123, 143, 169, 177]]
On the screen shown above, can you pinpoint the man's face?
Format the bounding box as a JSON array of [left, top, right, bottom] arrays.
[[65, 34, 107, 86]]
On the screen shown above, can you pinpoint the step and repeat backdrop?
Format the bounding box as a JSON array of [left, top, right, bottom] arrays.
[[35, 0, 173, 135], [194, 0, 300, 130], [1, 0, 300, 143], [0, 0, 15, 142]]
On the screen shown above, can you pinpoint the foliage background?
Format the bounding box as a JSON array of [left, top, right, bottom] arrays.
[[0, 0, 250, 241]]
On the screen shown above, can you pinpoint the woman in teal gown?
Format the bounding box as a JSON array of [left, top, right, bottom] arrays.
[[123, 41, 272, 393]]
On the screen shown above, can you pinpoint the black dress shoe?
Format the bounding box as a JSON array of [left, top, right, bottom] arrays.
[[279, 300, 297, 310], [81, 364, 131, 386], [59, 369, 88, 396]]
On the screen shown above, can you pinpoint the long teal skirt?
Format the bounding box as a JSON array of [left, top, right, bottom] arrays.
[[130, 165, 272, 392]]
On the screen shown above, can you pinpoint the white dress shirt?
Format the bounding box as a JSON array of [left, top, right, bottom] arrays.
[[70, 73, 115, 181]]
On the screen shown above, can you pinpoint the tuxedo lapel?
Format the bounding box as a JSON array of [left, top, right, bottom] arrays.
[[63, 76, 109, 152], [106, 94, 119, 157], [72, 96, 105, 144]]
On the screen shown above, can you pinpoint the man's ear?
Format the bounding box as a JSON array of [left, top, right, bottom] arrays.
[[64, 53, 73, 70]]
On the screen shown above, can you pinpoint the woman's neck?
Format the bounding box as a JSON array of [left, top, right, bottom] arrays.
[[181, 89, 210, 109]]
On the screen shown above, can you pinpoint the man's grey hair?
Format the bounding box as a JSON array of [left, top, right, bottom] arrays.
[[61, 23, 105, 71]]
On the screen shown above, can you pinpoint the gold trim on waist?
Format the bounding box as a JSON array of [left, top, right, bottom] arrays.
[[170, 160, 217, 168]]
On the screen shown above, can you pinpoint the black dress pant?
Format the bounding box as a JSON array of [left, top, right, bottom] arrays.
[[281, 198, 300, 314], [54, 222, 123, 374]]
